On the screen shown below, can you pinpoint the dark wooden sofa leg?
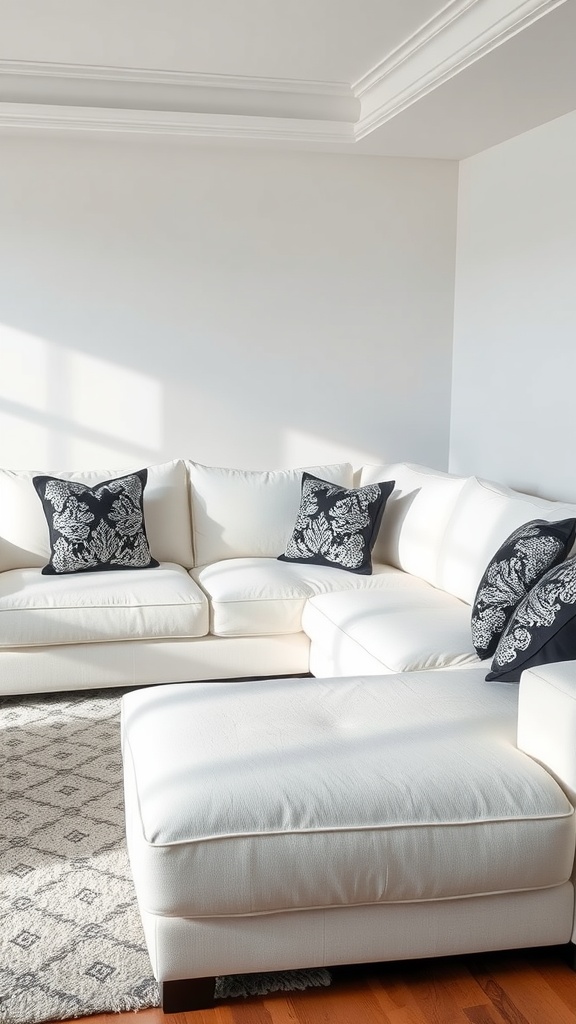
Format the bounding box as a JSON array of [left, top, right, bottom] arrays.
[[565, 943, 576, 971], [161, 977, 216, 1013]]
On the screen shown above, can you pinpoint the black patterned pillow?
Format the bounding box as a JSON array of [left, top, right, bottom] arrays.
[[471, 518, 576, 660], [278, 472, 394, 575], [33, 469, 159, 575], [486, 556, 576, 682]]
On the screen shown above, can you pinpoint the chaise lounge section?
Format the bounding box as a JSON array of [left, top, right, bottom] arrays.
[[121, 663, 576, 1012]]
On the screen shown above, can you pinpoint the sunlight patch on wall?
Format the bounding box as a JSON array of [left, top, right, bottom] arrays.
[[55, 433, 158, 472], [282, 430, 382, 473], [63, 349, 161, 450], [0, 327, 49, 411], [0, 410, 51, 467], [0, 326, 163, 468]]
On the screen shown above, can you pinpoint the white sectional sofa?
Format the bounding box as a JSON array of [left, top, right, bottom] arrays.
[[1, 457, 576, 694], [4, 454, 576, 1011]]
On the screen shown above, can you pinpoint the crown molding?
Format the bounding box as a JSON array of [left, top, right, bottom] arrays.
[[0, 103, 356, 144], [0, 59, 351, 98], [0, 60, 359, 127], [0, 0, 568, 146], [354, 0, 569, 138], [354, 0, 481, 98]]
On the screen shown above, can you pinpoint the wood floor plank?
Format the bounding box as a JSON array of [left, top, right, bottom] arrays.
[[385, 1009, 425, 1024], [421, 961, 497, 1020], [163, 1012, 220, 1024], [367, 973, 417, 1017], [283, 976, 391, 1024], [369, 982, 422, 1024], [199, 1002, 270, 1024], [464, 1005, 507, 1024], [470, 954, 576, 1024], [465, 970, 533, 1024], [369, 974, 429, 1023], [260, 998, 299, 1024], [226, 999, 275, 1024], [373, 960, 476, 1024], [532, 951, 576, 1016], [390, 973, 472, 1024]]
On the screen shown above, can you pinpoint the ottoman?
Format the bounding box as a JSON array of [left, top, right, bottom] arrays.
[[121, 669, 576, 1012]]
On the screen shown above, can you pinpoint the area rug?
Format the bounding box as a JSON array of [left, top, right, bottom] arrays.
[[0, 688, 330, 1024]]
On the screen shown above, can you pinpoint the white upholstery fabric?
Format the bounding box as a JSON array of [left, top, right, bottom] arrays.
[[0, 633, 310, 696], [360, 463, 467, 586], [303, 586, 479, 674], [140, 885, 574, 981], [309, 634, 398, 678], [437, 476, 576, 604], [0, 564, 208, 647], [122, 670, 574, 920], [518, 662, 576, 806], [187, 461, 353, 566], [0, 460, 194, 573], [192, 559, 420, 637]]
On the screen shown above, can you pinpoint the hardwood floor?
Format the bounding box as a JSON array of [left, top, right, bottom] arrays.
[[77, 947, 576, 1024]]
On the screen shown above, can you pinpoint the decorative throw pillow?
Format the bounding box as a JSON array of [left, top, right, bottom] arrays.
[[278, 472, 394, 575], [33, 469, 159, 575], [471, 517, 576, 660], [486, 555, 576, 682]]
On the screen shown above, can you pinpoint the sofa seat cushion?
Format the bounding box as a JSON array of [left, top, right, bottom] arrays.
[[302, 586, 479, 674], [191, 558, 427, 637], [121, 670, 575, 919], [0, 564, 209, 647]]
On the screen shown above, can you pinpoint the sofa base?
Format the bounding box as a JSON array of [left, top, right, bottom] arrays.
[[0, 632, 310, 696], [140, 883, 575, 992]]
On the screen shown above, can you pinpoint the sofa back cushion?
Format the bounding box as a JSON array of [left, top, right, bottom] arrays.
[[0, 459, 194, 573], [437, 476, 576, 605], [187, 462, 354, 566], [359, 463, 467, 587]]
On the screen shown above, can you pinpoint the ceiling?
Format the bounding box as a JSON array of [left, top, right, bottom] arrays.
[[1, 0, 575, 159]]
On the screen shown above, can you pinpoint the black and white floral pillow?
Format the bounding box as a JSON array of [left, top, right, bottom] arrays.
[[471, 518, 576, 660], [33, 469, 159, 575], [278, 473, 394, 575], [486, 555, 576, 682]]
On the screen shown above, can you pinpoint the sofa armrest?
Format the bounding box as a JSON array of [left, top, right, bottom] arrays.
[[517, 662, 576, 804]]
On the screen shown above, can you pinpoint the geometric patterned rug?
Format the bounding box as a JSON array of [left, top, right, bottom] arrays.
[[0, 689, 159, 1023], [0, 688, 331, 1024]]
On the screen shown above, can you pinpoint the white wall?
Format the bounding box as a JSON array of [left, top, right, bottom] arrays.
[[450, 109, 576, 500], [0, 135, 457, 472]]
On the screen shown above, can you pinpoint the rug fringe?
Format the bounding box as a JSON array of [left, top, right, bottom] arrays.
[[215, 967, 332, 999]]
